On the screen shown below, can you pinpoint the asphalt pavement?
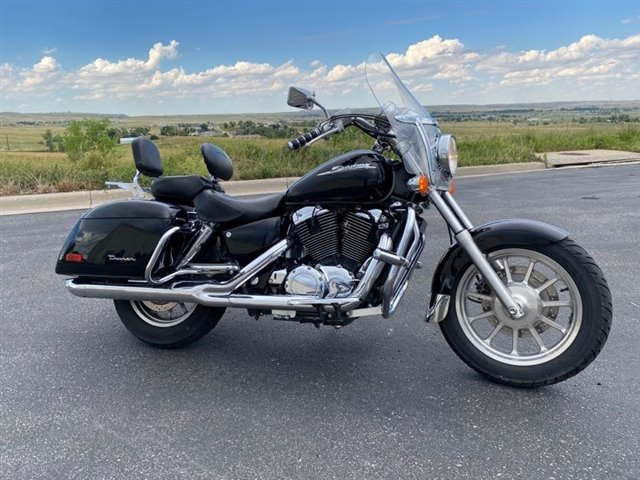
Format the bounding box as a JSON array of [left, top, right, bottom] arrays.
[[1, 163, 639, 479]]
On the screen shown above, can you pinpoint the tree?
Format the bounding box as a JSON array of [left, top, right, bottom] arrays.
[[42, 130, 56, 152], [41, 129, 64, 152], [62, 118, 117, 167]]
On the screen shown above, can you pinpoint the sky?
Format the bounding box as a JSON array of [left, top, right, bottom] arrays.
[[1, 0, 639, 115]]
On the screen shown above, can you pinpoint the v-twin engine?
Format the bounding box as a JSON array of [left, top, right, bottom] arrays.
[[292, 207, 382, 269], [267, 207, 384, 302]]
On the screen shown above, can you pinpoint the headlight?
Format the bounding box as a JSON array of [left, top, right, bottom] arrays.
[[436, 134, 458, 176]]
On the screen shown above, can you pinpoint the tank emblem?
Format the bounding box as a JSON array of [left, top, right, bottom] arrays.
[[317, 164, 377, 176]]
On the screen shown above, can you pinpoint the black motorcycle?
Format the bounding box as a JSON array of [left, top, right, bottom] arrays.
[[56, 53, 611, 387]]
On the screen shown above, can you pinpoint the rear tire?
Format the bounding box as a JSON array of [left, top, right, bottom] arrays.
[[114, 300, 225, 348], [439, 238, 612, 388]]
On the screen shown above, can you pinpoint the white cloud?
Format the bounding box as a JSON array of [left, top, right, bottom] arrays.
[[621, 15, 640, 24], [41, 47, 58, 55], [1, 34, 638, 114]]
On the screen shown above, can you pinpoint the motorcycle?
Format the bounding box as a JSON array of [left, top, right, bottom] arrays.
[[56, 53, 611, 387]]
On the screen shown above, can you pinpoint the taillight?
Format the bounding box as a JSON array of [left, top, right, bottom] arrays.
[[65, 253, 83, 263]]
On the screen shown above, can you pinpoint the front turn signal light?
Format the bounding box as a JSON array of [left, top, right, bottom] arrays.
[[408, 175, 429, 196], [449, 180, 456, 195], [418, 175, 429, 196]]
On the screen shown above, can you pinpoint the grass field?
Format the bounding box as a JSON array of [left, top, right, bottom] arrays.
[[1, 120, 639, 195]]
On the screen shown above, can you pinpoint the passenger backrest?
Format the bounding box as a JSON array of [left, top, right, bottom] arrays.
[[131, 137, 163, 177], [200, 143, 233, 181]]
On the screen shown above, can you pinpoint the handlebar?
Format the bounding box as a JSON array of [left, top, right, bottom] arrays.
[[287, 128, 321, 150], [287, 114, 393, 151]]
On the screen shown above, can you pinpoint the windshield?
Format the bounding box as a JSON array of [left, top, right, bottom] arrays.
[[365, 52, 440, 177]]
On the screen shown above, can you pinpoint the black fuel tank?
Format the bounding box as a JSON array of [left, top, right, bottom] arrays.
[[55, 199, 184, 279], [285, 150, 394, 206]]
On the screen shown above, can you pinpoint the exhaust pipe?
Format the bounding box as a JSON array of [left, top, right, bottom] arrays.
[[65, 279, 361, 313], [64, 234, 394, 315]]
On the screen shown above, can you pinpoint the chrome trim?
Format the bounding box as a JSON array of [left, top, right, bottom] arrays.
[[429, 189, 523, 318], [436, 134, 457, 176], [381, 208, 424, 318], [144, 225, 262, 285], [145, 227, 181, 284], [442, 192, 473, 230], [353, 233, 392, 301], [348, 306, 382, 318], [66, 280, 367, 315], [455, 230, 524, 319], [104, 170, 147, 198], [175, 224, 213, 269], [64, 234, 393, 316], [373, 249, 409, 267], [425, 294, 450, 323], [189, 264, 239, 273], [427, 190, 464, 234]]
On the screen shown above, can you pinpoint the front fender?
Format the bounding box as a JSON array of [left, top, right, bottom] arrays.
[[428, 219, 569, 309]]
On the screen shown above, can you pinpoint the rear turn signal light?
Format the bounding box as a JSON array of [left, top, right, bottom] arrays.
[[65, 253, 83, 263]]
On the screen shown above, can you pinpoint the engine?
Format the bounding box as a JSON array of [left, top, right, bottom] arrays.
[[268, 207, 383, 300], [292, 207, 381, 268]]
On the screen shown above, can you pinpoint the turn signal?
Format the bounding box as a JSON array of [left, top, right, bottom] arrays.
[[65, 253, 83, 263], [407, 175, 430, 196], [417, 175, 429, 196], [449, 180, 456, 195]]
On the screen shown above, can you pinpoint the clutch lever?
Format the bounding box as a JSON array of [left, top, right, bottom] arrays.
[[303, 121, 347, 148]]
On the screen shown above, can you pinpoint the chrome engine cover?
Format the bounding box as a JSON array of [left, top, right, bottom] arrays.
[[319, 266, 354, 298], [284, 266, 326, 296], [283, 265, 355, 298]]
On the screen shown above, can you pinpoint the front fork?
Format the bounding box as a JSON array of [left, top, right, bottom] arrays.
[[428, 190, 525, 319]]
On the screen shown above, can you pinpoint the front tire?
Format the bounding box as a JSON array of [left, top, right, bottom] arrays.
[[440, 239, 612, 388], [114, 300, 225, 348]]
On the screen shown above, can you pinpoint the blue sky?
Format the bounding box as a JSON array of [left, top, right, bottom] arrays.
[[1, 1, 639, 114]]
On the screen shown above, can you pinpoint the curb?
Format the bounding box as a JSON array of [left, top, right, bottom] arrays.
[[0, 160, 576, 216]]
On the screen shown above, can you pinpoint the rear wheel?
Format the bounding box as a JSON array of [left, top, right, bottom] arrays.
[[439, 239, 611, 387], [114, 300, 225, 348]]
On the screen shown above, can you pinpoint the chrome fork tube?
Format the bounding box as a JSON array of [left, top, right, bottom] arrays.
[[443, 191, 474, 230], [428, 190, 524, 319]]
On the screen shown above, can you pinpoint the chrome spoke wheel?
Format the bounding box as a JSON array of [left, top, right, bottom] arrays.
[[130, 300, 197, 328], [456, 248, 582, 366]]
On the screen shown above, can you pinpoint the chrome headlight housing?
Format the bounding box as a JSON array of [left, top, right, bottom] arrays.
[[436, 134, 458, 177]]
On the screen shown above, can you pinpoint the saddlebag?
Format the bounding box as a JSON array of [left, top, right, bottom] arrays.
[[55, 199, 185, 279]]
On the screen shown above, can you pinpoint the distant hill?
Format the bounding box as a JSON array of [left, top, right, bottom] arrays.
[[2, 100, 639, 126]]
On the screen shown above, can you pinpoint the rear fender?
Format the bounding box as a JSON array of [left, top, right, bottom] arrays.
[[429, 219, 569, 309]]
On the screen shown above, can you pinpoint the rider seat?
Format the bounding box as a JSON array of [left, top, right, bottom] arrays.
[[194, 189, 285, 225]]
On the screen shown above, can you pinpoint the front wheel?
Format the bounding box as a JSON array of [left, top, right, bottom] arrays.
[[440, 239, 612, 388], [114, 300, 225, 348]]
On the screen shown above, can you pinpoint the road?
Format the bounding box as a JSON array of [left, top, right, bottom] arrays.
[[1, 164, 639, 479]]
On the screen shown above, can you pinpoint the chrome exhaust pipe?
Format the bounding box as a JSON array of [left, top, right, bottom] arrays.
[[65, 279, 360, 313], [64, 234, 395, 315]]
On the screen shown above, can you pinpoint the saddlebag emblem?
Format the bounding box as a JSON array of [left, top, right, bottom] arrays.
[[107, 254, 136, 262]]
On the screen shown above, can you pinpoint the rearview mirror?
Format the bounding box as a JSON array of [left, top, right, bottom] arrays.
[[287, 86, 315, 110]]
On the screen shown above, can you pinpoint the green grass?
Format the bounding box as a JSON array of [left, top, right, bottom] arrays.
[[1, 123, 639, 195]]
